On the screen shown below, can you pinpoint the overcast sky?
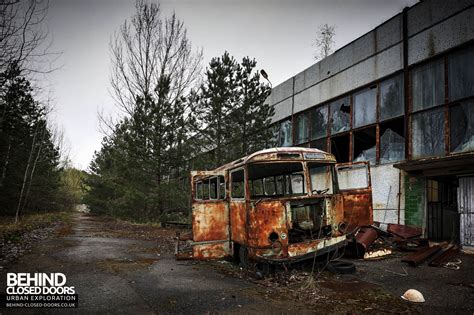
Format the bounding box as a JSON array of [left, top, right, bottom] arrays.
[[45, 0, 418, 170]]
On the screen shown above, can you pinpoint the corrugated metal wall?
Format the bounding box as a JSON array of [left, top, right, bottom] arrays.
[[458, 177, 474, 247]]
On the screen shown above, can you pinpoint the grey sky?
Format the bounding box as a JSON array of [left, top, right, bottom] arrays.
[[45, 0, 418, 169]]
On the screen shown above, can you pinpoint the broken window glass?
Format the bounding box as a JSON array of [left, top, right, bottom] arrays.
[[309, 163, 333, 194], [295, 113, 309, 144], [412, 60, 444, 112], [449, 47, 474, 101], [268, 124, 280, 148], [310, 105, 328, 140], [279, 119, 293, 146], [353, 127, 376, 164], [450, 101, 474, 153], [380, 119, 405, 163], [380, 75, 404, 121], [353, 87, 377, 128], [330, 97, 350, 134], [310, 138, 327, 152], [411, 107, 445, 158], [330, 134, 350, 163]]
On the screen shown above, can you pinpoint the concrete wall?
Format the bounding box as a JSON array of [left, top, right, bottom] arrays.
[[267, 0, 474, 120]]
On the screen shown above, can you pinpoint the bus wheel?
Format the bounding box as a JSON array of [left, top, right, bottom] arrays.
[[239, 246, 250, 268]]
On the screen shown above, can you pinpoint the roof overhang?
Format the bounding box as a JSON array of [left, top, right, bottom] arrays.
[[394, 152, 474, 177]]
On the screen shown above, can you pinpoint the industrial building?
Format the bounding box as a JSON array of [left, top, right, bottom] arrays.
[[266, 0, 474, 248]]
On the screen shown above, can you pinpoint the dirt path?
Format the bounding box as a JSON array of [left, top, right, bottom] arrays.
[[0, 212, 304, 314]]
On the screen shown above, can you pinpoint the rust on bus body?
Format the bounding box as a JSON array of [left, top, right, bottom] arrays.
[[179, 147, 373, 263]]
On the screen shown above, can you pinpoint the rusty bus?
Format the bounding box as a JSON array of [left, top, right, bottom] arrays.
[[176, 147, 373, 265]]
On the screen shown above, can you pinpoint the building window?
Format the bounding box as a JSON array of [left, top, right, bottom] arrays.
[[411, 107, 445, 158], [380, 118, 405, 163], [449, 47, 474, 101], [411, 60, 444, 112], [330, 134, 350, 163], [310, 138, 327, 152], [450, 100, 474, 153], [353, 127, 376, 164], [353, 86, 377, 128], [295, 113, 309, 144], [268, 124, 280, 148], [310, 105, 328, 140], [330, 97, 350, 134], [380, 75, 404, 121], [279, 119, 292, 146]]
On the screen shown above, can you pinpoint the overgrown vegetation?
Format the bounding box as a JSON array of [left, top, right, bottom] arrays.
[[84, 1, 274, 222]]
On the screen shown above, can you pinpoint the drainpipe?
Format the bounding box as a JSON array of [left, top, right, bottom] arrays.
[[403, 7, 409, 160]]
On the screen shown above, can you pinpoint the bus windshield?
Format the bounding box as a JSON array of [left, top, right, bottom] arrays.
[[248, 162, 306, 198]]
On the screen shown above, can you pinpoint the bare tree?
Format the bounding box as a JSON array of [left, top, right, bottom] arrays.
[[109, 0, 202, 117], [313, 23, 336, 61], [0, 0, 56, 75]]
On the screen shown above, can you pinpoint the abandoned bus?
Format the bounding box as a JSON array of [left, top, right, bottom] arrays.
[[177, 147, 373, 264]]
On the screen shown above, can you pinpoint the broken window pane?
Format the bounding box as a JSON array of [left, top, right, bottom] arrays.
[[310, 138, 327, 152], [380, 75, 404, 121], [380, 118, 405, 163], [354, 87, 377, 128], [330, 97, 350, 134], [330, 134, 350, 163], [353, 127, 376, 164], [450, 101, 474, 153], [449, 47, 474, 101], [411, 107, 445, 158], [310, 105, 328, 140], [412, 60, 444, 112], [295, 113, 309, 144], [279, 119, 293, 146], [268, 124, 280, 148], [309, 163, 333, 194]]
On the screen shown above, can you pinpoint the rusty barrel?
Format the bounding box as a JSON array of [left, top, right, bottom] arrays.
[[353, 227, 378, 258]]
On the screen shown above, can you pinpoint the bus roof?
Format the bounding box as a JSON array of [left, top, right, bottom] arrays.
[[213, 147, 336, 171]]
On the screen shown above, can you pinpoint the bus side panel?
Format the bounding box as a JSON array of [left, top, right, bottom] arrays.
[[248, 200, 288, 249], [192, 202, 229, 242], [230, 201, 246, 244]]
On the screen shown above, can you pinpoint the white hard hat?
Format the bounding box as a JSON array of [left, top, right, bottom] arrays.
[[401, 289, 425, 303]]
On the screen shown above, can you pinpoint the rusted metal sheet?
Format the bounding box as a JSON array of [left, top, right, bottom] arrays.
[[192, 242, 230, 260], [192, 202, 228, 242], [230, 201, 246, 244], [387, 223, 422, 239], [428, 245, 459, 266], [353, 227, 378, 258], [247, 200, 287, 250], [342, 192, 373, 231], [402, 245, 442, 266]]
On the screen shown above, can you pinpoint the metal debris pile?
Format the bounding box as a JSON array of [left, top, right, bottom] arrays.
[[346, 223, 461, 269]]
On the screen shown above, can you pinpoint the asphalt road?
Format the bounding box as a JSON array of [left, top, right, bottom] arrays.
[[0, 213, 302, 314]]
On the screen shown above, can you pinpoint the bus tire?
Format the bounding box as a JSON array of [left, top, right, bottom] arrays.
[[239, 246, 250, 268]]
